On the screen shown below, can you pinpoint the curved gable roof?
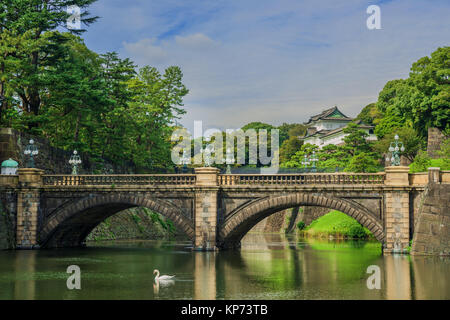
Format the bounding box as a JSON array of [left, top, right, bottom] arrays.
[[304, 106, 352, 125]]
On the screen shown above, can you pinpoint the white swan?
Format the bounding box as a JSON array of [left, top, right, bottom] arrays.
[[153, 269, 175, 281], [153, 269, 175, 295]]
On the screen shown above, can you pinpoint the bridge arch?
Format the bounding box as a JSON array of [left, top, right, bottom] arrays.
[[39, 193, 194, 248], [218, 193, 384, 249]]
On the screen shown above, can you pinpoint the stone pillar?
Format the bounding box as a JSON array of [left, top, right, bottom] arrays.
[[194, 167, 220, 251], [384, 166, 410, 254], [428, 167, 441, 184], [16, 168, 44, 249]]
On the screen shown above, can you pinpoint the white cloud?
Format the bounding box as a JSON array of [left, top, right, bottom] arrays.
[[122, 38, 168, 65], [88, 0, 450, 134], [175, 33, 218, 50]]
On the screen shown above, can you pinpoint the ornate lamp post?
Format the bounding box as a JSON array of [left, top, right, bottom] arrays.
[[386, 134, 405, 166], [203, 144, 214, 167], [301, 154, 310, 172], [225, 148, 234, 174], [310, 151, 319, 173], [180, 149, 190, 173], [69, 150, 82, 175], [24, 139, 38, 168]]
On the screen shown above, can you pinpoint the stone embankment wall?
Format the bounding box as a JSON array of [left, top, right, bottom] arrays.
[[87, 207, 188, 242], [411, 183, 450, 255], [0, 128, 129, 174], [299, 206, 330, 226], [251, 206, 331, 234], [0, 190, 17, 249]]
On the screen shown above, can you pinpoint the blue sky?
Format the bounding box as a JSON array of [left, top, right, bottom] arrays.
[[82, 0, 449, 132]]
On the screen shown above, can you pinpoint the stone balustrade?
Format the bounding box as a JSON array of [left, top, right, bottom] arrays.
[[1, 170, 448, 188], [218, 172, 386, 186], [0, 175, 18, 187], [42, 174, 196, 186]]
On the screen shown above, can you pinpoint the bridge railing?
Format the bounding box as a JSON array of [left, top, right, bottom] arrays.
[[218, 173, 386, 186], [42, 174, 196, 186], [0, 175, 18, 187], [441, 171, 450, 184]]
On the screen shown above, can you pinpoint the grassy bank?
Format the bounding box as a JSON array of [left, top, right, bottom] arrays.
[[298, 210, 374, 240]]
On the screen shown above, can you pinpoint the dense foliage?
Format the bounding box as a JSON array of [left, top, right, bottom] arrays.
[[0, 0, 188, 172], [374, 47, 449, 139]]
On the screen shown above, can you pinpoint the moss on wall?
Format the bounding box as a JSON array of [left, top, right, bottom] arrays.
[[86, 207, 187, 242]]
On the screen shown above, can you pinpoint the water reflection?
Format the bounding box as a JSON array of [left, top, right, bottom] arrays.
[[14, 251, 37, 300], [0, 235, 448, 300], [384, 255, 411, 299], [194, 252, 216, 300]]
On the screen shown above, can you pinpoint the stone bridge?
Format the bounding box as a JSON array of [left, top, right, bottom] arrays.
[[1, 167, 448, 253]]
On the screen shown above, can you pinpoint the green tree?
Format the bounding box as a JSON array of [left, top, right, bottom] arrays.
[[374, 47, 450, 139], [280, 136, 303, 163], [41, 34, 110, 153], [317, 144, 350, 170], [342, 122, 373, 156], [277, 123, 306, 144], [408, 47, 450, 136], [96, 52, 137, 165], [127, 66, 189, 170], [277, 123, 306, 163], [0, 0, 98, 125], [374, 126, 424, 162], [356, 103, 381, 126], [409, 150, 432, 173], [239, 122, 276, 167], [282, 143, 319, 168], [344, 152, 379, 173]]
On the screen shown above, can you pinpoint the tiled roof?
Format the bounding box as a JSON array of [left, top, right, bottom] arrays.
[[304, 106, 352, 125]]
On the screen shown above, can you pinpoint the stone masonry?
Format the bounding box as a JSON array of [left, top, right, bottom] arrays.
[[16, 168, 44, 249], [1, 166, 448, 253], [427, 127, 445, 159], [411, 174, 450, 255], [384, 166, 410, 253], [194, 167, 220, 251]]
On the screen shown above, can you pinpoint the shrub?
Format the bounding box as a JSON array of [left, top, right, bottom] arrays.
[[348, 224, 367, 239], [409, 150, 431, 173], [297, 221, 306, 230], [406, 240, 413, 253]]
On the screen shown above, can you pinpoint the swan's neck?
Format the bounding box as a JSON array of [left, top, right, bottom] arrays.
[[155, 270, 160, 279]]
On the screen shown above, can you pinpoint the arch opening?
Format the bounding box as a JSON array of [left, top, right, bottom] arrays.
[[218, 194, 384, 249], [39, 194, 194, 248]]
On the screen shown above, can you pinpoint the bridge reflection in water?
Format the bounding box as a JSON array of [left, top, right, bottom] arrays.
[[1, 234, 448, 300]]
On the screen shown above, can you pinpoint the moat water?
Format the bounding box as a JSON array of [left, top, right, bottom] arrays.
[[0, 233, 449, 300]]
